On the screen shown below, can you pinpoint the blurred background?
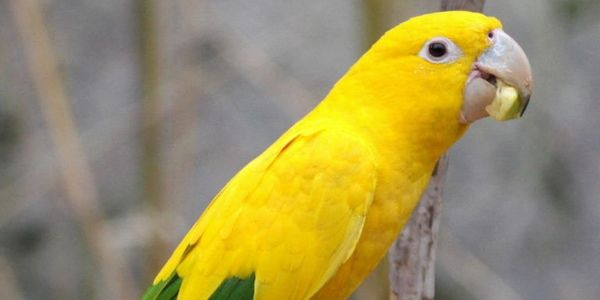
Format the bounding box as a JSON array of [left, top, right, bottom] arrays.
[[1, 0, 599, 299]]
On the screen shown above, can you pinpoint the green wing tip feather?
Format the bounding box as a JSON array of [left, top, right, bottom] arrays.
[[141, 273, 255, 300], [209, 273, 255, 300], [142, 273, 182, 300]]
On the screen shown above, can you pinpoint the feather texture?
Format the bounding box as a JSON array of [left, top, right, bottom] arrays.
[[144, 11, 504, 300]]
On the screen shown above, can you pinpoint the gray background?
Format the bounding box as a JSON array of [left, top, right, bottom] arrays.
[[0, 0, 599, 299]]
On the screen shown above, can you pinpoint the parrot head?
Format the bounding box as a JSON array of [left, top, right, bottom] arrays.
[[320, 11, 533, 158], [383, 11, 532, 123]]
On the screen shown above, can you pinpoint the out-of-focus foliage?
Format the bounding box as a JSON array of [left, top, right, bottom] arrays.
[[1, 1, 599, 300]]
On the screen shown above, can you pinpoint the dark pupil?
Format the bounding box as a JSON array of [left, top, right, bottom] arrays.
[[428, 42, 447, 58]]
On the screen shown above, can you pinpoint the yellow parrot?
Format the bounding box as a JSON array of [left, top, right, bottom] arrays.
[[143, 11, 533, 300]]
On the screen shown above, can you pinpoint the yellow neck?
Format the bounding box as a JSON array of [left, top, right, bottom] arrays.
[[310, 50, 468, 174]]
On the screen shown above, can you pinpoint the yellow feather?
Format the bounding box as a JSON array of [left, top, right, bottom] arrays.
[[151, 11, 504, 300]]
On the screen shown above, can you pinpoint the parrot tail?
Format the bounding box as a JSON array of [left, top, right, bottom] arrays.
[[141, 273, 256, 300], [142, 273, 182, 300]]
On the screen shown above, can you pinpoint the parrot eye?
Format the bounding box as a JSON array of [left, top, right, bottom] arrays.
[[419, 37, 463, 64], [428, 42, 447, 57]]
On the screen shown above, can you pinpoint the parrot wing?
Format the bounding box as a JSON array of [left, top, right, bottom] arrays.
[[144, 125, 378, 300]]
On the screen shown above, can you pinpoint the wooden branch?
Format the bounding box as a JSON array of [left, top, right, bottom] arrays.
[[389, 1, 485, 299], [441, 0, 486, 12], [363, 0, 394, 50], [389, 155, 448, 300], [0, 255, 24, 300], [137, 0, 170, 279]]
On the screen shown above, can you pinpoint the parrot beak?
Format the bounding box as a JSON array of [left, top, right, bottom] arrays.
[[460, 29, 533, 123]]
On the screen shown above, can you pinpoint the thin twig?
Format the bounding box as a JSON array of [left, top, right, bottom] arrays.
[[438, 229, 522, 300], [389, 155, 449, 300], [363, 0, 393, 50], [213, 23, 315, 118], [0, 255, 25, 300], [8, 0, 135, 299], [0, 1, 320, 230], [441, 0, 486, 12], [137, 0, 170, 279]]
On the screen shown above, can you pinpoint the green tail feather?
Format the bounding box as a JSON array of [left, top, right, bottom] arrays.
[[142, 273, 182, 300], [141, 273, 255, 300], [209, 274, 255, 300]]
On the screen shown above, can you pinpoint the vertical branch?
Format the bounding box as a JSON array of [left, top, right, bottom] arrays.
[[389, 1, 485, 300], [0, 255, 24, 300], [137, 0, 169, 275], [437, 229, 522, 300], [138, 0, 162, 212], [363, 0, 392, 50], [441, 0, 486, 12], [8, 0, 135, 299], [389, 155, 448, 300]]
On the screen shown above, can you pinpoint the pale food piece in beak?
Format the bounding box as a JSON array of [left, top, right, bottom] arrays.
[[485, 81, 521, 121], [460, 29, 533, 124]]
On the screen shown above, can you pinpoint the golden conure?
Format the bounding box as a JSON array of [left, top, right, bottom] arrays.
[[143, 11, 533, 300]]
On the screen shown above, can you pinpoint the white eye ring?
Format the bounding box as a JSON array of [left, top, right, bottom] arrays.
[[419, 37, 463, 64]]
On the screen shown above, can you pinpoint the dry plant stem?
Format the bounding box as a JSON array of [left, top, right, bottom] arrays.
[[0, 255, 24, 300], [441, 0, 486, 11], [8, 0, 135, 299], [389, 1, 485, 300], [137, 0, 170, 275], [438, 229, 522, 300], [138, 0, 162, 210], [216, 25, 315, 118], [363, 0, 394, 49], [0, 8, 313, 229], [389, 155, 448, 300]]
